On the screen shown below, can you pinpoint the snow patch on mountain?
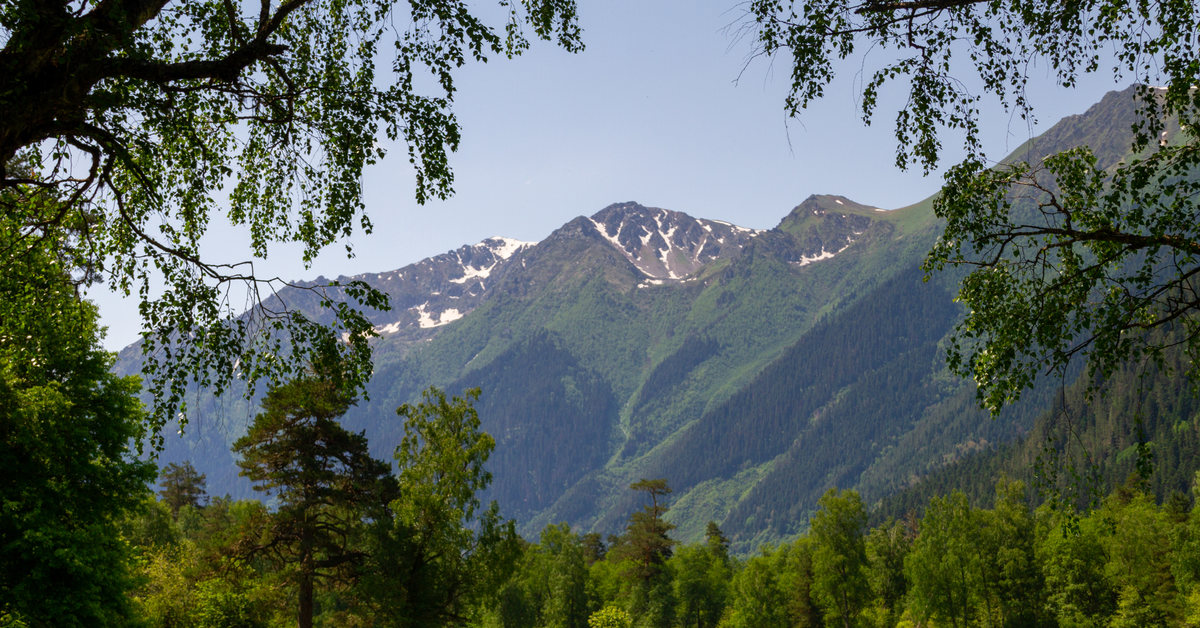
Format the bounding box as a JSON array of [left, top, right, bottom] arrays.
[[374, 321, 403, 336], [588, 217, 625, 251], [412, 302, 463, 329], [450, 265, 493, 283], [449, 237, 533, 284], [358, 236, 532, 338], [794, 240, 854, 267], [588, 203, 764, 281], [488, 236, 532, 260]]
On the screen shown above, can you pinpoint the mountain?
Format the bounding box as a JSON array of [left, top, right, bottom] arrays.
[[133, 86, 1180, 551], [265, 235, 533, 343]]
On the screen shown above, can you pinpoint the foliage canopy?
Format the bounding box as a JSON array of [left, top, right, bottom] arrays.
[[0, 212, 156, 624], [749, 0, 1200, 411], [0, 0, 583, 435]]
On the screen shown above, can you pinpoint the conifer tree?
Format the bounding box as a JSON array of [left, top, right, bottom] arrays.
[[158, 461, 208, 516], [613, 479, 676, 583], [232, 372, 395, 628], [610, 478, 676, 626]]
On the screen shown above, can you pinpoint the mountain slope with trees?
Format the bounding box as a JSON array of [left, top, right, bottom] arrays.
[[140, 86, 1189, 550]]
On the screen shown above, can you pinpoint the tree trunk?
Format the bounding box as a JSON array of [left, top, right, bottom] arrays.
[[299, 570, 313, 628], [299, 521, 314, 628]]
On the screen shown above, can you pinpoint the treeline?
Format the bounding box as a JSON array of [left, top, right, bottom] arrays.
[[9, 381, 519, 627], [477, 478, 1200, 627], [7, 239, 1194, 628], [120, 465, 1200, 627]]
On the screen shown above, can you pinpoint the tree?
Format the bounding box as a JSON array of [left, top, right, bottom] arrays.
[[232, 372, 396, 628], [671, 540, 731, 628], [747, 0, 1200, 412], [530, 524, 591, 628], [809, 488, 870, 628], [864, 518, 911, 627], [0, 215, 157, 624], [613, 478, 675, 582], [609, 478, 677, 626], [1172, 473, 1200, 611], [904, 491, 979, 627], [158, 460, 208, 516], [587, 605, 633, 628], [364, 387, 521, 627], [582, 532, 607, 566], [725, 539, 822, 628], [724, 547, 794, 628], [1098, 489, 1182, 626], [491, 523, 591, 628], [670, 522, 733, 628], [130, 497, 285, 627], [975, 480, 1045, 626], [1037, 505, 1115, 625], [0, 1, 583, 434], [704, 520, 730, 562]]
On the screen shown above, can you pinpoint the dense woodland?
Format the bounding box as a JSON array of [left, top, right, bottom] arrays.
[[124, 457, 1200, 627]]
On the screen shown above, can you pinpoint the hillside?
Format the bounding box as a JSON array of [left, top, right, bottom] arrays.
[[129, 85, 1174, 550]]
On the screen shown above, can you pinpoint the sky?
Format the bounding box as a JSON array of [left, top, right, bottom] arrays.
[[91, 0, 1131, 350]]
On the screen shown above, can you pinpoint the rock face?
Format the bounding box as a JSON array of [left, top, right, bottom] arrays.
[[262, 204, 775, 345], [362, 236, 533, 339], [584, 202, 764, 281]]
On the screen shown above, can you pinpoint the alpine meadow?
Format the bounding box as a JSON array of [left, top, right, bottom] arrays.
[[4, 1, 1200, 627]]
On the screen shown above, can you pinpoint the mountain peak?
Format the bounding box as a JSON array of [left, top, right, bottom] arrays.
[[583, 202, 763, 281], [348, 236, 533, 338], [1011, 84, 1157, 171], [480, 236, 534, 260], [794, 194, 881, 215]]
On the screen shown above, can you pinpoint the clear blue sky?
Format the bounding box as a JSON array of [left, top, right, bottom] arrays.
[[91, 0, 1130, 350]]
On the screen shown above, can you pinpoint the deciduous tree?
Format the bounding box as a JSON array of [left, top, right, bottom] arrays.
[[671, 539, 731, 628], [491, 522, 591, 628], [0, 1, 583, 433], [725, 538, 821, 628], [1037, 505, 1115, 625], [747, 0, 1200, 412], [0, 216, 156, 625], [905, 491, 978, 627], [810, 488, 870, 628], [365, 387, 521, 627], [868, 518, 912, 620]]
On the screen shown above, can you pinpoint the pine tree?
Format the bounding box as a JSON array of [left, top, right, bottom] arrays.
[[158, 461, 208, 516], [232, 374, 395, 628], [611, 479, 676, 626]]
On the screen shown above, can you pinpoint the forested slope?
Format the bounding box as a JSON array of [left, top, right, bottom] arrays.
[[131, 86, 1171, 549]]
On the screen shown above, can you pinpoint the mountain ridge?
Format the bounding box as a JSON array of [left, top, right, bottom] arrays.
[[128, 86, 1161, 551]]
